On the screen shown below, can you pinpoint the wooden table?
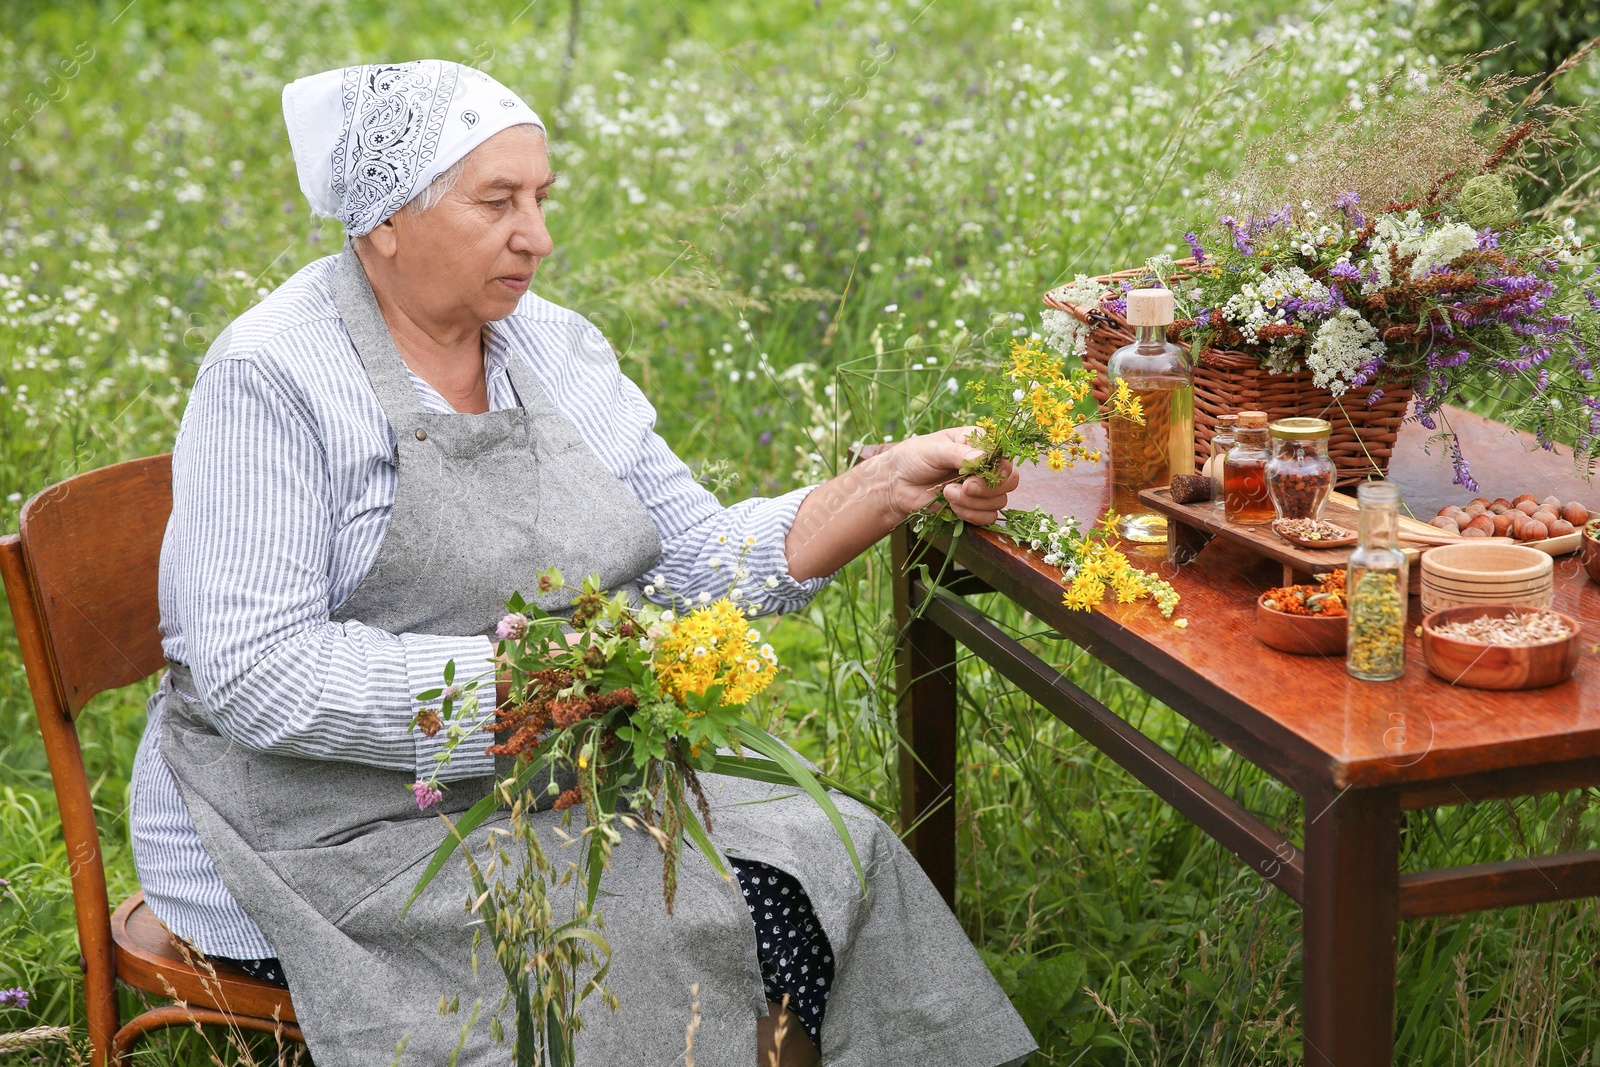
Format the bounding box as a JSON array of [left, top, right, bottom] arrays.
[[889, 405, 1600, 1067]]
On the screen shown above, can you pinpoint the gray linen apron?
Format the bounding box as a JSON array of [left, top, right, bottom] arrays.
[[160, 248, 1037, 1067]]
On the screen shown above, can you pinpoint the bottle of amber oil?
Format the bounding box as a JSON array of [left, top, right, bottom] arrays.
[[1108, 288, 1195, 542]]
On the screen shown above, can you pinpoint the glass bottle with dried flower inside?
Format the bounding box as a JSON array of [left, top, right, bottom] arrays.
[[1107, 288, 1195, 542], [1223, 411, 1273, 524], [1266, 417, 1335, 521], [1346, 481, 1408, 681]]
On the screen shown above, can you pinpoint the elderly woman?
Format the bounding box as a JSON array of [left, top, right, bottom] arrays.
[[131, 61, 1036, 1067]]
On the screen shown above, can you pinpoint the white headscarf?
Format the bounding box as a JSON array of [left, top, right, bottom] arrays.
[[282, 60, 545, 236]]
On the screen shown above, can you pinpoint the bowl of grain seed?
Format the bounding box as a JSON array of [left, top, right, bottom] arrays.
[[1420, 606, 1582, 690]]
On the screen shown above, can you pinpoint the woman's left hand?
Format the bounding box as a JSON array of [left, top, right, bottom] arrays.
[[885, 427, 1019, 527]]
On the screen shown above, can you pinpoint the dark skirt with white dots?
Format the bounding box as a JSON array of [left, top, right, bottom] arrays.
[[728, 855, 835, 1048]]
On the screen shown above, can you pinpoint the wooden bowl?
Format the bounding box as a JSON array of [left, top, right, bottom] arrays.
[[1420, 542, 1554, 614], [1255, 593, 1346, 656], [1584, 520, 1600, 584], [1421, 605, 1582, 690]]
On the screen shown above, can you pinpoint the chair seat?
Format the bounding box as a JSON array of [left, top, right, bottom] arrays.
[[111, 892, 297, 1023]]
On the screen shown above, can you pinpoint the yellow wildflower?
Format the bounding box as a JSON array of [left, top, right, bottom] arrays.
[[1046, 449, 1065, 471], [1110, 377, 1144, 423]]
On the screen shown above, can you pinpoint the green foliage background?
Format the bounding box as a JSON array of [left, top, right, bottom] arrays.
[[1, 0, 1597, 1063]]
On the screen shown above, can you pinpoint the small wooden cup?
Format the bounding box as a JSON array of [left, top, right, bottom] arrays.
[[1420, 605, 1582, 690], [1255, 593, 1347, 656], [1583, 520, 1600, 584]]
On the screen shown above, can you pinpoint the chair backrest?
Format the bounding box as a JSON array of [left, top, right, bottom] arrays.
[[9, 454, 173, 716], [0, 453, 173, 1061]]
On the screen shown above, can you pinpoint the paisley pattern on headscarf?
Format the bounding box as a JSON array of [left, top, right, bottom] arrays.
[[282, 60, 544, 237], [330, 63, 458, 240]]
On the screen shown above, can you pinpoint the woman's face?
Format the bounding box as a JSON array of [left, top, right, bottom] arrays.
[[375, 125, 556, 329]]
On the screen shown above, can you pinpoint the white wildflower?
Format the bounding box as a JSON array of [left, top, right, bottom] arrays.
[[1408, 222, 1477, 279], [1307, 309, 1385, 396]]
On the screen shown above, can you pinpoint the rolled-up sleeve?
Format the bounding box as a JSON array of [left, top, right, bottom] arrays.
[[599, 360, 835, 617], [168, 357, 495, 781]]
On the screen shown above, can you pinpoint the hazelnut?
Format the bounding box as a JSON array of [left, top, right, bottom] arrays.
[[1520, 519, 1549, 541], [1492, 513, 1516, 536], [1513, 493, 1538, 506], [1464, 504, 1490, 518], [1516, 500, 1540, 516], [1543, 495, 1562, 507], [1469, 497, 1491, 508], [1533, 509, 1559, 526], [1465, 514, 1496, 535], [1490, 498, 1512, 512], [1430, 516, 1461, 532], [1548, 519, 1575, 538], [1561, 502, 1589, 526], [1461, 526, 1489, 538]]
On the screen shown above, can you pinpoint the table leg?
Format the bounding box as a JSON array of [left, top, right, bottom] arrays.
[[1166, 516, 1212, 567], [1301, 785, 1400, 1067], [890, 526, 959, 907]]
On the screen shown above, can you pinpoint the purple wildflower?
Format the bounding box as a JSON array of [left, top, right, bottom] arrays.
[[410, 781, 444, 811], [1194, 308, 1213, 327], [1366, 389, 1384, 406], [1220, 215, 1254, 255], [496, 613, 529, 641], [1184, 231, 1206, 265], [1330, 261, 1362, 281], [1333, 191, 1363, 225], [1446, 435, 1479, 493], [758, 430, 773, 445], [1475, 228, 1498, 250], [0, 988, 28, 1009]]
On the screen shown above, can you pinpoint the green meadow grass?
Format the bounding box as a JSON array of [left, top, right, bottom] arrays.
[[2, 0, 1598, 1063]]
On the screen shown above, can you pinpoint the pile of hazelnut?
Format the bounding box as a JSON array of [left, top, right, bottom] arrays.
[[1432, 495, 1590, 542]]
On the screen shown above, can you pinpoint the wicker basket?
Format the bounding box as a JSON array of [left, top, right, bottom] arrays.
[[1043, 262, 1413, 487]]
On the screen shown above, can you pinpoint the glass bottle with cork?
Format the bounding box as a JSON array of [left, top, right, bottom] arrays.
[[1107, 287, 1195, 542], [1223, 411, 1273, 524], [1346, 481, 1408, 681], [1202, 414, 1237, 510]]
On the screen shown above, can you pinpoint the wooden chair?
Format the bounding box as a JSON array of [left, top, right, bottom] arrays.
[[0, 454, 302, 1067]]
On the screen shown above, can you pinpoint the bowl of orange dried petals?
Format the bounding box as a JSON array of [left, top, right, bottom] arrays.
[[1256, 569, 1348, 656]]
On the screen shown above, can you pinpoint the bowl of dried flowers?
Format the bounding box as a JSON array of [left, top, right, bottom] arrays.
[[1420, 606, 1582, 690], [1256, 569, 1347, 656], [1583, 519, 1600, 584]]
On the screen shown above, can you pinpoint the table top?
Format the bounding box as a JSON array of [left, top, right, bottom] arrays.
[[936, 404, 1600, 793]]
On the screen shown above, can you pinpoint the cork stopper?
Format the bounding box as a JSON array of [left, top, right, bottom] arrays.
[[1236, 410, 1268, 429], [1125, 288, 1176, 327], [1216, 414, 1239, 426]]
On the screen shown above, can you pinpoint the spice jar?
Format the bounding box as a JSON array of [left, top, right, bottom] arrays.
[[1346, 481, 1408, 681], [1223, 411, 1273, 524], [1203, 414, 1237, 510], [1266, 417, 1335, 521]]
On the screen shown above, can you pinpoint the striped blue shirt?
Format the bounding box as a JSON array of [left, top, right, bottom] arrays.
[[131, 253, 830, 959]]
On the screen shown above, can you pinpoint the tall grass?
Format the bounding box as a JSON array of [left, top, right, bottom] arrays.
[[2, 0, 1598, 1063]]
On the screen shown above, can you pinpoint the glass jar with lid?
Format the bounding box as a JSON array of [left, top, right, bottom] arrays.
[[1265, 417, 1335, 521]]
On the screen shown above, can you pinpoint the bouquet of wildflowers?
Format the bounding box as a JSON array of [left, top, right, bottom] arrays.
[[915, 336, 1142, 530], [999, 506, 1183, 624], [1097, 67, 1599, 488], [404, 565, 872, 1067], [410, 564, 869, 914]]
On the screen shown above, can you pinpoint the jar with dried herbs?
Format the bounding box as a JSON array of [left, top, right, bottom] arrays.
[[1266, 417, 1335, 521], [1346, 481, 1408, 681]]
